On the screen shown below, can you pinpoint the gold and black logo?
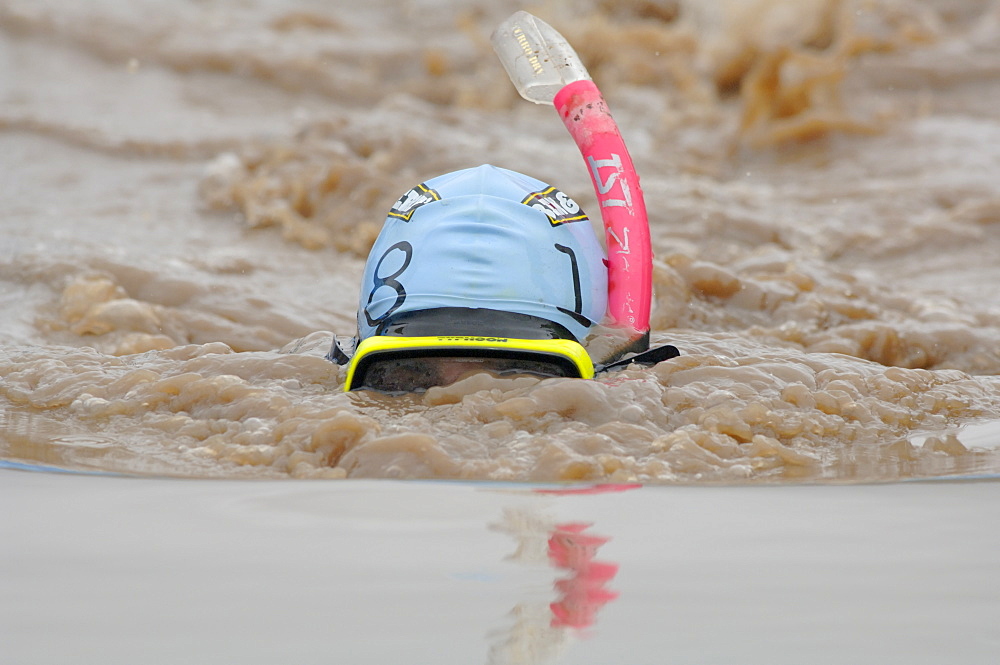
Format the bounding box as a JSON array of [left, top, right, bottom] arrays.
[[521, 187, 588, 226], [388, 183, 441, 221]]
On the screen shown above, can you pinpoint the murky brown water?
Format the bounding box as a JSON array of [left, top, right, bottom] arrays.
[[3, 0, 1000, 482]]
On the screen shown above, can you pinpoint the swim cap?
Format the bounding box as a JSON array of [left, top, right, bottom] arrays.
[[357, 164, 608, 341]]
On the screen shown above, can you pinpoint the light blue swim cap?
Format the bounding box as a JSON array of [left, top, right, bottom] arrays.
[[357, 164, 608, 341]]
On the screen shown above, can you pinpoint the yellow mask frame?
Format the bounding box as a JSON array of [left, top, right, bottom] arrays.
[[344, 335, 594, 392]]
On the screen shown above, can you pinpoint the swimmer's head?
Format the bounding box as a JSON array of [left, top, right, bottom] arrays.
[[342, 164, 608, 392], [357, 164, 607, 342]]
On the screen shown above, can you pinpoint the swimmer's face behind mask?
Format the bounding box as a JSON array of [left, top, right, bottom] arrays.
[[353, 354, 577, 394]]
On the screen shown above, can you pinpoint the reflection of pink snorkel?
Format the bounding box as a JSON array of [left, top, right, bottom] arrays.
[[492, 12, 652, 354], [487, 485, 635, 661], [548, 522, 620, 629], [534, 484, 637, 629]]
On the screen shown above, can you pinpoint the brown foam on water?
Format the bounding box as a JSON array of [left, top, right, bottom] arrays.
[[724, 0, 939, 146], [5, 255, 333, 355], [651, 248, 1000, 372], [182, 0, 961, 265], [3, 331, 998, 482], [198, 132, 403, 256], [4, 0, 1000, 483]]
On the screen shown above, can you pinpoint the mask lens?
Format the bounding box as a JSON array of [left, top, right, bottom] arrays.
[[354, 354, 578, 393]]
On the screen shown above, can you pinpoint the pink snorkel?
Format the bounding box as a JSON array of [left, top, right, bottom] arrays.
[[492, 12, 652, 353]]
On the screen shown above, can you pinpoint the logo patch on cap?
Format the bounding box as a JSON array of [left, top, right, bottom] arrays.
[[388, 183, 441, 221], [521, 187, 588, 226]]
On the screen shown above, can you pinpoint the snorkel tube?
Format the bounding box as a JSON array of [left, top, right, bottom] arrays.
[[492, 11, 653, 354]]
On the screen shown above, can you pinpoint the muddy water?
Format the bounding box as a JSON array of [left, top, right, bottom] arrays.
[[3, 0, 1000, 482]]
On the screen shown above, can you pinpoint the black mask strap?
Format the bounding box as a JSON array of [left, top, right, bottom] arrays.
[[327, 331, 678, 374], [595, 343, 680, 374], [326, 335, 357, 366]]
